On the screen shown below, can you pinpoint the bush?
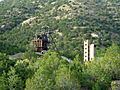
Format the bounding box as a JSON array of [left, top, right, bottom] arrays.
[[111, 81, 120, 90]]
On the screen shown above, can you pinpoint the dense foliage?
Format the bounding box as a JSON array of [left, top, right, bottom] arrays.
[[0, 0, 120, 90], [0, 0, 120, 57], [0, 44, 120, 90]]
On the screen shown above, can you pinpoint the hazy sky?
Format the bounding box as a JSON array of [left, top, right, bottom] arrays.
[[0, 0, 4, 2]]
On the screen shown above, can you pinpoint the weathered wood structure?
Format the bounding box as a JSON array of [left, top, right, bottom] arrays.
[[32, 33, 49, 52]]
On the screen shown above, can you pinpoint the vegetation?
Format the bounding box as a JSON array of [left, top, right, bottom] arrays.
[[0, 0, 120, 56], [0, 0, 120, 90], [0, 44, 120, 90]]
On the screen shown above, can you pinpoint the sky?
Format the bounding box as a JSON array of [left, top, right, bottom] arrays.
[[0, 0, 4, 2]]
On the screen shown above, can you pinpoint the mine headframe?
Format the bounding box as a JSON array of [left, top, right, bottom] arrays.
[[32, 30, 55, 54], [32, 32, 49, 53]]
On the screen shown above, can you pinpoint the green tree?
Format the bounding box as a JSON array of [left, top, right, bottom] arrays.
[[0, 75, 8, 90], [7, 67, 24, 90], [55, 66, 81, 90], [0, 53, 15, 75], [55, 56, 82, 90], [25, 51, 63, 90], [84, 44, 120, 90]]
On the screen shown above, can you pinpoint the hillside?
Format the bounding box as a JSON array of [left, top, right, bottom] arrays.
[[0, 0, 120, 57], [0, 0, 120, 90]]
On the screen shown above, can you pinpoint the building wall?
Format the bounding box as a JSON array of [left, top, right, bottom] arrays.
[[84, 40, 89, 62], [89, 44, 95, 61], [84, 40, 95, 62], [32, 39, 43, 47]]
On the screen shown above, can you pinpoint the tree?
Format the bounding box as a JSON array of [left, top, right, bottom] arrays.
[[7, 67, 24, 90], [55, 56, 83, 90], [0, 75, 8, 90], [102, 44, 120, 80], [83, 44, 120, 90], [0, 53, 15, 75], [25, 51, 85, 90], [55, 66, 81, 90], [25, 51, 63, 90]]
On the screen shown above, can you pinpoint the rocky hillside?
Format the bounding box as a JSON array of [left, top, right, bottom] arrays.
[[0, 0, 120, 57]]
